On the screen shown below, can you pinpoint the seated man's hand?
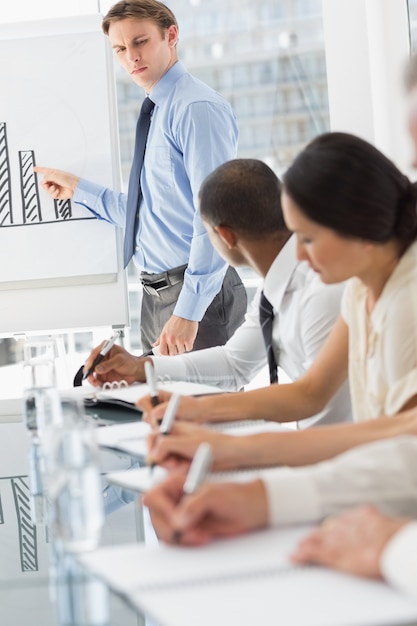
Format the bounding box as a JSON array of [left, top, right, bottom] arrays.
[[84, 343, 150, 386]]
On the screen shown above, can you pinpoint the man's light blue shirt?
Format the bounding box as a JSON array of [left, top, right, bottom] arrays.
[[74, 60, 238, 321]]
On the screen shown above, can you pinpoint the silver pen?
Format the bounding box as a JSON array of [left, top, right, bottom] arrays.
[[159, 392, 181, 435], [83, 331, 120, 380], [144, 360, 159, 407], [182, 442, 213, 494], [149, 393, 181, 472], [171, 442, 212, 543]]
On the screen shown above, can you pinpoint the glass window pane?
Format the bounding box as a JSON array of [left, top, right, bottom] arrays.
[[116, 0, 329, 180]]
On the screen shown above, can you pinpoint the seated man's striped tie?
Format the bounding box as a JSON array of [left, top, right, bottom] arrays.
[[259, 291, 278, 384]]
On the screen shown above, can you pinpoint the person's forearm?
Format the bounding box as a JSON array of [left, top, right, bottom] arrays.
[[225, 411, 417, 469], [193, 379, 326, 424], [152, 346, 242, 391]]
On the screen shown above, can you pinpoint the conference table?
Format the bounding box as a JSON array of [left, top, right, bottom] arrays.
[[2, 405, 417, 626]]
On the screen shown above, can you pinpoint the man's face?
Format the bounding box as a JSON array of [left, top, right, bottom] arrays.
[[108, 18, 178, 93], [407, 85, 417, 168]]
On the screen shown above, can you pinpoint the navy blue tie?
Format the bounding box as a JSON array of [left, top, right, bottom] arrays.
[[123, 97, 155, 268], [259, 291, 278, 384]]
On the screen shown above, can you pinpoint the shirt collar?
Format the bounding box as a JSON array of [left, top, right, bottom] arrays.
[[148, 60, 187, 105], [263, 235, 299, 311], [370, 239, 417, 329]]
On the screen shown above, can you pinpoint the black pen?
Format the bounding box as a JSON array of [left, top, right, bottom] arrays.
[[144, 361, 159, 407], [149, 393, 181, 472], [83, 331, 120, 380], [171, 442, 212, 543]]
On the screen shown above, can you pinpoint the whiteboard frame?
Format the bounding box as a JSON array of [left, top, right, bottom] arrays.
[[0, 14, 130, 338]]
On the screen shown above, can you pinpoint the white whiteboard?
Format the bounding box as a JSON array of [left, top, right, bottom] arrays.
[[0, 14, 129, 335]]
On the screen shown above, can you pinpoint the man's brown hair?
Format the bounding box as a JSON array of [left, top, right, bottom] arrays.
[[102, 0, 178, 37]]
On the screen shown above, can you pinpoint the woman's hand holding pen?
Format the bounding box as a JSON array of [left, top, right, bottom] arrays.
[[146, 420, 246, 472], [143, 474, 269, 546], [84, 343, 151, 387], [138, 392, 207, 425]]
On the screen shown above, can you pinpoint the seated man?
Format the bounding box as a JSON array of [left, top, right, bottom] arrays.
[[86, 158, 351, 429]]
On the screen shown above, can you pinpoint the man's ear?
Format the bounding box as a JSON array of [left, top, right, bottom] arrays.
[[215, 224, 238, 249], [167, 24, 179, 48]]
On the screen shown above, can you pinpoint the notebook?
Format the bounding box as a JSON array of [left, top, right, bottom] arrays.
[[105, 463, 286, 493], [78, 525, 417, 626], [96, 421, 151, 454], [83, 380, 223, 412], [96, 417, 288, 458]]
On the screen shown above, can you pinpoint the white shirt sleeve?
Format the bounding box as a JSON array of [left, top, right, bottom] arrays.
[[152, 288, 267, 391], [381, 522, 417, 600], [263, 436, 417, 526]]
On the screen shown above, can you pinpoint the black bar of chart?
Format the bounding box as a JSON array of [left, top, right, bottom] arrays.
[[54, 198, 72, 220], [19, 150, 42, 224], [11, 477, 39, 573], [0, 122, 13, 226]]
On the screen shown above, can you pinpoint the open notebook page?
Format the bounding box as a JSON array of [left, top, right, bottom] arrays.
[[96, 416, 288, 457], [105, 465, 284, 493], [78, 525, 311, 592], [78, 524, 417, 626], [132, 565, 417, 626]]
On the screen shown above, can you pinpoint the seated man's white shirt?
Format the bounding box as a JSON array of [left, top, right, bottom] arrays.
[[152, 236, 351, 427]]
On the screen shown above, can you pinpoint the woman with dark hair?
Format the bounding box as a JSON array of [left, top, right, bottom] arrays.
[[280, 131, 417, 424]]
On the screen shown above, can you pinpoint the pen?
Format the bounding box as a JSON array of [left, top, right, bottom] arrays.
[[83, 331, 120, 380], [158, 392, 181, 435], [171, 442, 212, 543], [182, 442, 212, 495], [149, 393, 181, 472], [144, 361, 159, 407]]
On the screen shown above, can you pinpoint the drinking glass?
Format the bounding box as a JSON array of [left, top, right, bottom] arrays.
[[46, 399, 104, 553], [23, 339, 59, 434]]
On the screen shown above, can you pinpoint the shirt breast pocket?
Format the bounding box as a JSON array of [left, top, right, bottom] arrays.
[[145, 146, 174, 196]]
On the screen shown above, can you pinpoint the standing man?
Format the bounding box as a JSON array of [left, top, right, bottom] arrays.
[[35, 0, 246, 355]]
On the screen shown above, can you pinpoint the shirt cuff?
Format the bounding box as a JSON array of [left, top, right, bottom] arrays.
[[173, 287, 217, 321], [73, 178, 107, 210], [380, 522, 417, 599], [261, 468, 322, 526], [151, 355, 188, 382]]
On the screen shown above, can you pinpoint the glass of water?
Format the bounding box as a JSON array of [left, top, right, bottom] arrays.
[[46, 400, 104, 553], [22, 339, 59, 435]]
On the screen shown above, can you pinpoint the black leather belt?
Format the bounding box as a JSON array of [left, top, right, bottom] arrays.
[[140, 264, 187, 297]]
